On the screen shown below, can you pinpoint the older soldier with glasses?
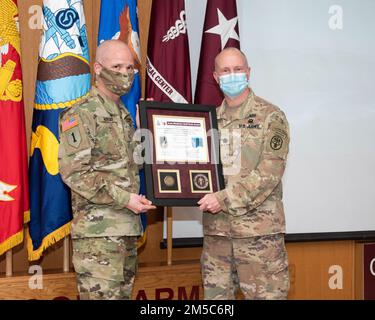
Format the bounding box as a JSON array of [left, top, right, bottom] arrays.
[[198, 47, 290, 300]]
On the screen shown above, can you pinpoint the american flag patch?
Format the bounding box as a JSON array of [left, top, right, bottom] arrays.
[[62, 115, 79, 132]]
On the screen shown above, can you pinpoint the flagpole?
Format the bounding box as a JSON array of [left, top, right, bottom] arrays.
[[63, 236, 70, 272], [5, 250, 12, 277], [166, 207, 173, 266]]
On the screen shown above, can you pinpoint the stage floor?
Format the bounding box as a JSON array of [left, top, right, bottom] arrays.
[[0, 260, 203, 300]]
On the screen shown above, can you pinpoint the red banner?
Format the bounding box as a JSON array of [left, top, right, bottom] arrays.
[[194, 0, 240, 107], [0, 0, 29, 255], [146, 0, 192, 103]]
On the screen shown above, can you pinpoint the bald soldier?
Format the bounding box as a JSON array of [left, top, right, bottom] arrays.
[[58, 40, 155, 300], [198, 48, 290, 300]]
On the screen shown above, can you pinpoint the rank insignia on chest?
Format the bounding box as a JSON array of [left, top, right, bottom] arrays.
[[62, 115, 79, 132]]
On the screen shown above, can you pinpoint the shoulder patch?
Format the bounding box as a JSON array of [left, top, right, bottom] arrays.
[[62, 114, 79, 132], [66, 126, 82, 148], [264, 112, 289, 158], [270, 134, 284, 151]]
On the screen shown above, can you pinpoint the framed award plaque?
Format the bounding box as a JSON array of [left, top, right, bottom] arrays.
[[139, 101, 225, 206]]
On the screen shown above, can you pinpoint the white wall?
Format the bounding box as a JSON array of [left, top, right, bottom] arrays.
[[165, 0, 375, 239]]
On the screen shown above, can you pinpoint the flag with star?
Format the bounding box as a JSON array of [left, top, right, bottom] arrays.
[[0, 0, 29, 256], [194, 0, 240, 106], [28, 0, 90, 261]]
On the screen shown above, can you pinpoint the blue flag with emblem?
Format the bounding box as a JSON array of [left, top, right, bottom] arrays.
[[98, 0, 147, 245], [28, 0, 90, 261]]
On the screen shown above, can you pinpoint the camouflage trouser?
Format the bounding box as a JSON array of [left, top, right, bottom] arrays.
[[72, 236, 138, 300], [201, 234, 289, 300]]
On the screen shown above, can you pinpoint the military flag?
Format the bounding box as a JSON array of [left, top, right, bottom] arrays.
[[194, 0, 240, 106], [0, 0, 29, 255], [97, 0, 147, 245], [28, 0, 90, 260], [145, 0, 192, 103], [145, 0, 193, 244]]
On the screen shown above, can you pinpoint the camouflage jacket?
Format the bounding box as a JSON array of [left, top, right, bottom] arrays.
[[203, 89, 290, 238], [58, 87, 142, 239]]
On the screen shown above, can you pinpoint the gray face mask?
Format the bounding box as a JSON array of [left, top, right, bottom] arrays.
[[98, 64, 134, 96]]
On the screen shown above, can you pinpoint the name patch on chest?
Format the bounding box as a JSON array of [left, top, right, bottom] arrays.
[[239, 123, 262, 129], [100, 117, 115, 123]]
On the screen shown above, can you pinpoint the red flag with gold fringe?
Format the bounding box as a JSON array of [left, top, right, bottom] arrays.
[[0, 0, 29, 255]]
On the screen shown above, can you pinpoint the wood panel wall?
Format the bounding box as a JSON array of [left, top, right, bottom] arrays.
[[0, 242, 366, 300]]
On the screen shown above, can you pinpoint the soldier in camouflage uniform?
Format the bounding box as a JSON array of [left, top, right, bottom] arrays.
[[198, 48, 290, 300], [58, 40, 155, 300]]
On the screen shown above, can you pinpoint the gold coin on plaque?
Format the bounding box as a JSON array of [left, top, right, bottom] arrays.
[[164, 175, 175, 187]]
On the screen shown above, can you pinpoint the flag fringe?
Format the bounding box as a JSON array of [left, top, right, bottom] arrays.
[[40, 52, 89, 64], [137, 230, 147, 249], [34, 92, 90, 110], [24, 210, 30, 224], [27, 222, 71, 261], [0, 230, 24, 256]]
